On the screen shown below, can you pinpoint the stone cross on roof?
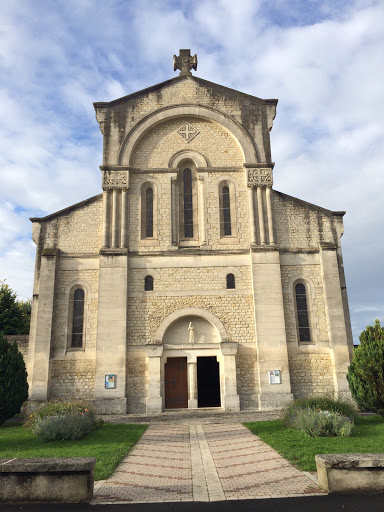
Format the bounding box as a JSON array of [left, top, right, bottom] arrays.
[[173, 49, 198, 77]]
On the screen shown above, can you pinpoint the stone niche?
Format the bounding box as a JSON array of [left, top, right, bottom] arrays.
[[162, 315, 220, 345]]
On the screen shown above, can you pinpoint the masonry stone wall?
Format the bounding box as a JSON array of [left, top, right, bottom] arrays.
[[51, 269, 99, 352], [236, 348, 259, 409], [126, 348, 148, 413], [43, 198, 102, 254], [103, 78, 271, 166], [131, 117, 243, 168], [5, 335, 29, 360], [288, 352, 334, 398], [127, 295, 255, 345], [273, 192, 336, 248], [281, 264, 329, 344], [49, 360, 96, 400]]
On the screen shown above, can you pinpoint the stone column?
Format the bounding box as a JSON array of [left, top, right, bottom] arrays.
[[198, 176, 206, 244], [220, 343, 240, 411], [320, 245, 353, 400], [28, 249, 58, 401], [111, 189, 118, 248], [247, 187, 257, 245], [146, 345, 164, 412], [102, 191, 109, 248], [265, 186, 275, 245], [120, 189, 127, 249], [171, 176, 178, 245], [188, 359, 198, 408], [256, 186, 266, 245]]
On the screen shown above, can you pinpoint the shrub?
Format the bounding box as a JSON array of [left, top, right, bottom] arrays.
[[291, 408, 354, 437], [0, 332, 29, 425], [29, 400, 102, 441], [347, 319, 384, 415], [282, 396, 357, 427]]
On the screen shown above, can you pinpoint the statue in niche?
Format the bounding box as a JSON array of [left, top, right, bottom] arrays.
[[188, 322, 194, 343]]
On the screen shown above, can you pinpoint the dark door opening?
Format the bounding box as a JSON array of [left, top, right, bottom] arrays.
[[164, 357, 188, 409], [197, 356, 221, 407]]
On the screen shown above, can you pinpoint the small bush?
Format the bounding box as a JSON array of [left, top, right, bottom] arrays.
[[282, 396, 357, 427], [291, 408, 354, 437], [29, 400, 102, 441]]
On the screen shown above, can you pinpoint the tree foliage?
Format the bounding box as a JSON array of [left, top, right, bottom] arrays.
[[0, 280, 31, 335], [0, 331, 29, 425], [347, 319, 384, 415]]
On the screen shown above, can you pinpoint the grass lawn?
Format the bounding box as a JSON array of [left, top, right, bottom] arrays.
[[0, 423, 147, 480], [244, 415, 384, 472]]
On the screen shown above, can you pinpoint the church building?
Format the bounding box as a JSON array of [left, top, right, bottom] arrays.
[[26, 50, 353, 414]]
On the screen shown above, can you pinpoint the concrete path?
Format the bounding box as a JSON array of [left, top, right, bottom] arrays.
[[92, 423, 324, 504]]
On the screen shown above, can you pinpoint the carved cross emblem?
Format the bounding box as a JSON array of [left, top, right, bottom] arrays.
[[173, 49, 198, 76], [177, 122, 199, 143]]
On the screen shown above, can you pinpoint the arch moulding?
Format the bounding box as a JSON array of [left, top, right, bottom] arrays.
[[119, 105, 259, 165], [154, 307, 229, 344]]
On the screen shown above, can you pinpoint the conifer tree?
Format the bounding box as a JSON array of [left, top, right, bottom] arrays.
[[347, 319, 384, 414], [0, 332, 29, 425]]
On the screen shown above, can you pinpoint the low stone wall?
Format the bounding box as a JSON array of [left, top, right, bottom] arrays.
[[316, 454, 384, 494], [0, 457, 96, 503], [4, 334, 29, 360]]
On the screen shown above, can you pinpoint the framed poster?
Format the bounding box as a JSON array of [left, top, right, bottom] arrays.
[[269, 370, 281, 384], [105, 374, 116, 389]]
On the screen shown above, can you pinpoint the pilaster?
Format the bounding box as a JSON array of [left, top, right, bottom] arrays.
[[28, 248, 58, 401], [146, 345, 164, 412], [320, 245, 353, 400], [220, 342, 240, 411], [250, 249, 293, 408]]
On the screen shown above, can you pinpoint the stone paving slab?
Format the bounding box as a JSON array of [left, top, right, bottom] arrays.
[[92, 422, 325, 504]]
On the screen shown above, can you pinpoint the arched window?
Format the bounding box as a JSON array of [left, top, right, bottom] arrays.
[[226, 273, 235, 289], [219, 180, 237, 239], [295, 283, 311, 342], [221, 186, 232, 236], [71, 288, 84, 347], [144, 275, 154, 291], [145, 187, 153, 237], [183, 168, 193, 238]]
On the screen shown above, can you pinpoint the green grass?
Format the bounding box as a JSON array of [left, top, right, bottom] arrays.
[[0, 423, 147, 480], [244, 416, 384, 472]]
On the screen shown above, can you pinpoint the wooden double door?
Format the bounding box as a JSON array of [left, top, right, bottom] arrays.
[[164, 356, 221, 409]]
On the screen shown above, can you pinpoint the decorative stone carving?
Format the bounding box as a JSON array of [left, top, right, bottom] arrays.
[[171, 177, 178, 183], [102, 170, 129, 190], [177, 122, 199, 143], [173, 49, 197, 76], [247, 168, 273, 188]]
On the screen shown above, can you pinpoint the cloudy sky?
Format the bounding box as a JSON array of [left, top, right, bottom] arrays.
[[1, 0, 383, 342]]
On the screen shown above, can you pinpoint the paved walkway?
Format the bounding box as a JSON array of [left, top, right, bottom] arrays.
[[92, 423, 324, 504]]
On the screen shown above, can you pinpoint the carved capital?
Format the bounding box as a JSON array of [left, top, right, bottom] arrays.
[[102, 169, 129, 190], [171, 177, 178, 183], [198, 176, 205, 182], [247, 168, 273, 188]]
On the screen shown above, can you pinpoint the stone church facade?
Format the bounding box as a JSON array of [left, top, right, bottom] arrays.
[[26, 51, 353, 414]]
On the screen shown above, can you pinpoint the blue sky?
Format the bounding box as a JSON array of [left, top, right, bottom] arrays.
[[1, 0, 383, 342]]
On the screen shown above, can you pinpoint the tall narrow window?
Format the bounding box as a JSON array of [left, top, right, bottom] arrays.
[[145, 187, 153, 237], [71, 289, 84, 347], [183, 168, 193, 237], [144, 275, 154, 291], [226, 273, 235, 289], [295, 283, 311, 342], [221, 186, 232, 236]]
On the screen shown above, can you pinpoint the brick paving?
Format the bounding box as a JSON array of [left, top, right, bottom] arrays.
[[92, 422, 324, 504]]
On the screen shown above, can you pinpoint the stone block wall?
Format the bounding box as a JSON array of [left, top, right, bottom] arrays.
[[288, 352, 334, 398], [126, 348, 148, 413], [49, 360, 96, 400], [51, 269, 99, 352], [236, 348, 259, 409], [273, 192, 336, 248], [5, 335, 29, 360]]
